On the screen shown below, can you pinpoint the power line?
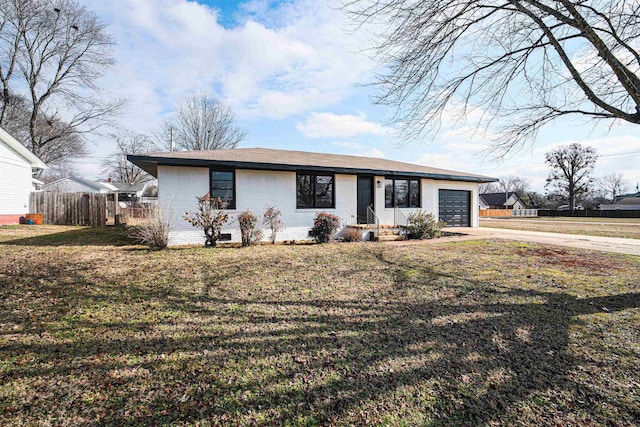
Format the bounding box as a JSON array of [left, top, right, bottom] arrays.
[[472, 149, 640, 173]]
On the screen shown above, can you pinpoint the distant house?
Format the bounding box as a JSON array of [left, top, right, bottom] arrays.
[[600, 192, 640, 210], [479, 192, 526, 210], [43, 176, 112, 193], [127, 147, 496, 246], [0, 126, 48, 225], [42, 177, 157, 202]]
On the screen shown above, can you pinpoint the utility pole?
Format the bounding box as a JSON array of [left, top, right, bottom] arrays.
[[170, 127, 174, 152]]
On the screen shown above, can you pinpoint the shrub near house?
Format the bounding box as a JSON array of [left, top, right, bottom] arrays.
[[311, 212, 340, 243], [183, 194, 229, 247], [237, 209, 262, 246], [406, 210, 446, 240]]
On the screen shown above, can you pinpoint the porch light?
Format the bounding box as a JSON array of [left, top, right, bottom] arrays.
[[376, 180, 382, 188]]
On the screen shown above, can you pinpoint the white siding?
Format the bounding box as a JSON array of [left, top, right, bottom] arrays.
[[373, 176, 479, 227], [159, 166, 359, 246], [0, 140, 32, 215], [159, 166, 480, 246]]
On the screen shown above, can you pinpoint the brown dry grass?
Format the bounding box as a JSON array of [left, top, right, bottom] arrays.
[[481, 218, 640, 239], [1, 225, 639, 426]]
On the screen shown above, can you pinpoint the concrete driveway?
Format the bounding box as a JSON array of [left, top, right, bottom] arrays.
[[445, 227, 640, 256]]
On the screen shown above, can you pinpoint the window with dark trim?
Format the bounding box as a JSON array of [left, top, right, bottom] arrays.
[[296, 173, 335, 209], [385, 178, 420, 208], [209, 167, 235, 209]]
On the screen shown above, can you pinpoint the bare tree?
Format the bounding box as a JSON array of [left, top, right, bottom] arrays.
[[481, 175, 531, 207], [163, 91, 246, 151], [103, 133, 157, 184], [40, 162, 74, 184], [0, 94, 88, 176], [480, 175, 529, 194], [0, 0, 122, 168], [597, 173, 630, 202], [343, 0, 640, 155], [545, 143, 597, 210]]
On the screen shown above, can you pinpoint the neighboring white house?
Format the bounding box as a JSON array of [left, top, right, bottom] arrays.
[[42, 176, 112, 193], [479, 192, 526, 210], [0, 126, 48, 225], [42, 176, 157, 202], [127, 148, 496, 246]]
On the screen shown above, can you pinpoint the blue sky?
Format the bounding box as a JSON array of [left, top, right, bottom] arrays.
[[79, 0, 640, 193]]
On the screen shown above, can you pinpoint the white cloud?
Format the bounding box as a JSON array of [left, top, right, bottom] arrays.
[[88, 0, 376, 126], [296, 112, 390, 138]]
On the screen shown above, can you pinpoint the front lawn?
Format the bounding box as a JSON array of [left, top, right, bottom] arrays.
[[1, 226, 639, 426]]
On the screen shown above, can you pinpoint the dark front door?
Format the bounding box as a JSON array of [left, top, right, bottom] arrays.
[[439, 190, 471, 227], [357, 176, 373, 224]]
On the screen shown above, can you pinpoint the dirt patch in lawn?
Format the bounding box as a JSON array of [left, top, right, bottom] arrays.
[[516, 246, 621, 271]]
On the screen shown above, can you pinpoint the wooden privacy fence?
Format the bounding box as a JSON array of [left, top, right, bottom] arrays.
[[479, 209, 513, 217], [30, 192, 107, 227]]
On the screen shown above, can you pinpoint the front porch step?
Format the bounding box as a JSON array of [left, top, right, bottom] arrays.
[[344, 224, 407, 242], [346, 224, 403, 229], [376, 234, 407, 242], [373, 228, 406, 242], [378, 229, 404, 236]]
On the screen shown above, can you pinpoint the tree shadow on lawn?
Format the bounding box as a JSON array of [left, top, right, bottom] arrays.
[[1, 250, 639, 425], [1, 225, 135, 247]]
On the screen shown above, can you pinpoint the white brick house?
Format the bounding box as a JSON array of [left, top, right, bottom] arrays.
[[127, 148, 495, 246], [0, 127, 48, 225]]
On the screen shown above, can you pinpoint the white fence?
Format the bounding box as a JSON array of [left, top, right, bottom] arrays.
[[512, 209, 538, 217]]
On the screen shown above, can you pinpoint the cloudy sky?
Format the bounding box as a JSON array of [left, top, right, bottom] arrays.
[[79, 0, 640, 193]]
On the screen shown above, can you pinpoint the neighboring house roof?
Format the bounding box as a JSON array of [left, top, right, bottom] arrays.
[[0, 126, 48, 170], [109, 182, 145, 193], [614, 191, 640, 203], [128, 148, 497, 183], [43, 176, 145, 193], [617, 197, 640, 205], [480, 192, 523, 207], [43, 176, 106, 192]]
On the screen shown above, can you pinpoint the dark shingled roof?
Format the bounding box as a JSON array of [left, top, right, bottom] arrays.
[[127, 148, 496, 183]]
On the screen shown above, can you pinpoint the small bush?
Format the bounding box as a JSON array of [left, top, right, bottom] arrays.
[[183, 194, 229, 247], [237, 209, 263, 246], [129, 205, 173, 250], [342, 227, 363, 242], [405, 210, 446, 240], [262, 205, 283, 244], [311, 212, 340, 243]]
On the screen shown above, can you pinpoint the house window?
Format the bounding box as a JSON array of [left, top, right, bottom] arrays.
[[385, 178, 420, 208], [296, 173, 335, 209], [210, 167, 235, 209]]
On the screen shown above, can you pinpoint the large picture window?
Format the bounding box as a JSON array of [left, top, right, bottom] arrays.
[[210, 167, 235, 209], [296, 173, 335, 208], [385, 178, 420, 208]]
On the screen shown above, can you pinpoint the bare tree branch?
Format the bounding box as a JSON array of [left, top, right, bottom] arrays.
[[342, 0, 640, 155], [102, 132, 157, 184]]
